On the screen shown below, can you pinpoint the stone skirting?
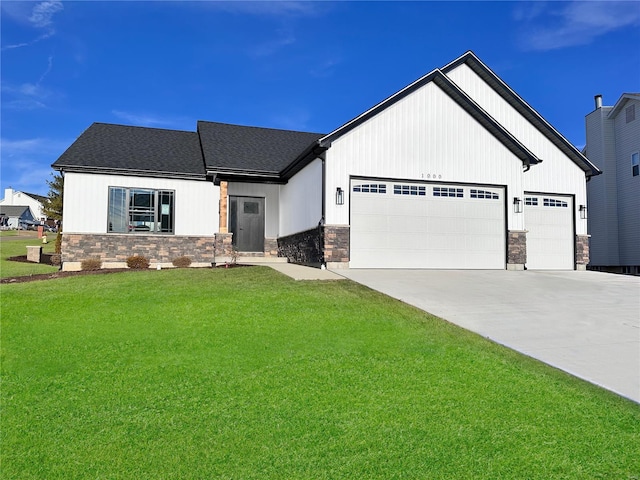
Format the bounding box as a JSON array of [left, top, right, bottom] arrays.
[[214, 233, 233, 258], [264, 238, 279, 257], [507, 230, 527, 268], [576, 234, 590, 267], [62, 233, 216, 265], [323, 225, 350, 265], [278, 226, 323, 267]]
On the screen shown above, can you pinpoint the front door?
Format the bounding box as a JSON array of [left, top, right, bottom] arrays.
[[229, 196, 265, 252]]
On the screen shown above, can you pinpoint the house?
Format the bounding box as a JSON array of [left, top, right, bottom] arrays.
[[0, 205, 37, 229], [0, 188, 47, 222], [52, 51, 600, 271], [584, 93, 640, 275]]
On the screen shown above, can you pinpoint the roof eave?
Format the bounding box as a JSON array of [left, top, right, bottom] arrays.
[[53, 164, 207, 181]]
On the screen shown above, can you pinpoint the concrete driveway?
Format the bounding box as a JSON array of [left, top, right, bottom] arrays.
[[335, 269, 640, 403]]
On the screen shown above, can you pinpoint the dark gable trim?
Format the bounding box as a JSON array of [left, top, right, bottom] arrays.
[[320, 69, 540, 169], [53, 164, 208, 181], [442, 51, 601, 178]]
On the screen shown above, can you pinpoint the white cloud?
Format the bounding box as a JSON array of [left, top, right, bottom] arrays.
[[250, 28, 296, 57], [1, 55, 56, 109], [517, 1, 640, 51], [202, 1, 330, 18], [1, 1, 63, 50], [111, 110, 187, 129], [29, 0, 64, 28]]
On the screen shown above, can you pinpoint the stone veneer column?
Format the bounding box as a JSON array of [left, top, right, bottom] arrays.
[[507, 230, 526, 270], [219, 181, 228, 233], [323, 225, 350, 269], [575, 235, 590, 271]]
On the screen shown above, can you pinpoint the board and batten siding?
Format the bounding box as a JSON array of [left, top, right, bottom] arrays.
[[279, 158, 323, 237], [445, 63, 589, 235], [324, 80, 524, 229], [613, 98, 640, 265], [227, 182, 280, 238], [62, 172, 219, 236]]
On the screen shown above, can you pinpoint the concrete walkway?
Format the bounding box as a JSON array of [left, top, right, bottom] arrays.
[[335, 269, 640, 403], [241, 260, 344, 281]]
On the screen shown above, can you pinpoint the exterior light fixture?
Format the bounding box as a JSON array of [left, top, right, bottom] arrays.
[[579, 204, 587, 219], [513, 197, 522, 213], [336, 187, 344, 205]]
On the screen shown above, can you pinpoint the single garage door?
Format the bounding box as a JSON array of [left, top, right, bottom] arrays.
[[524, 194, 574, 270], [350, 179, 505, 269]]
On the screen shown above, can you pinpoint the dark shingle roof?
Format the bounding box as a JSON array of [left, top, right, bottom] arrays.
[[197, 121, 324, 177], [0, 205, 33, 218], [22, 192, 47, 204], [53, 123, 206, 179]]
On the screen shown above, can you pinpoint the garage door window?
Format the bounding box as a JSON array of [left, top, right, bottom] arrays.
[[525, 197, 538, 206], [543, 198, 568, 207], [470, 189, 499, 200], [353, 184, 386, 193], [433, 187, 463, 198], [394, 184, 426, 196]]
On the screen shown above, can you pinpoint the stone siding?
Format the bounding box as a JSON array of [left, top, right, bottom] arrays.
[[324, 225, 350, 264], [264, 238, 279, 257], [278, 227, 322, 267], [576, 235, 590, 266], [62, 234, 215, 265], [507, 230, 527, 267], [214, 233, 234, 258]]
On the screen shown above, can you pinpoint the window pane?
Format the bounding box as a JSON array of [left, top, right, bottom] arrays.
[[108, 187, 127, 232], [159, 191, 174, 233]]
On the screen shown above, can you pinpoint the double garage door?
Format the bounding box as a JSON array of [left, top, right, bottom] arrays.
[[349, 179, 575, 270], [350, 179, 506, 269]]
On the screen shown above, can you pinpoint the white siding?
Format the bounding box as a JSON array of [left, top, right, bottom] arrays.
[[324, 81, 524, 230], [279, 158, 323, 237], [613, 99, 640, 266], [0, 189, 45, 221], [63, 172, 218, 236], [445, 64, 589, 235], [227, 182, 280, 237]]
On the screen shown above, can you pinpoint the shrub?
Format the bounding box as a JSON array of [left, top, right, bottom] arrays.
[[126, 255, 150, 269], [172, 256, 192, 268], [81, 258, 102, 271], [55, 231, 62, 254]]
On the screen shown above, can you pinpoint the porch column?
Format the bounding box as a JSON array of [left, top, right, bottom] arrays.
[[219, 181, 228, 233]]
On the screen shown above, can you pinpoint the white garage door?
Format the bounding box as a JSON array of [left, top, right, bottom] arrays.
[[350, 179, 505, 269], [524, 194, 574, 270]]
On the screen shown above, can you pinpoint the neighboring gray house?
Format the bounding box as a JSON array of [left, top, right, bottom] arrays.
[[53, 51, 600, 272], [0, 205, 37, 229], [0, 188, 47, 222], [584, 93, 640, 275]]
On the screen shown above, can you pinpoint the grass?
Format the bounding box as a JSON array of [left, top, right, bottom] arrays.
[[0, 235, 59, 278], [2, 267, 639, 479]]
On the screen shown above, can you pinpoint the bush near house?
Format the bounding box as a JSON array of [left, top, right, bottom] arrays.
[[80, 258, 102, 271], [126, 255, 150, 269], [172, 256, 192, 268]]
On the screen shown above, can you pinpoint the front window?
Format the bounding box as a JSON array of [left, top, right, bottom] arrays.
[[108, 187, 174, 234]]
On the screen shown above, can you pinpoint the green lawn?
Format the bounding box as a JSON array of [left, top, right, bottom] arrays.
[[2, 268, 639, 479], [0, 236, 59, 278]]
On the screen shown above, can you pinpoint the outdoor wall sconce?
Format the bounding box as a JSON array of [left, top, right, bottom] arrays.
[[336, 187, 344, 205], [513, 197, 522, 213], [579, 204, 587, 219]]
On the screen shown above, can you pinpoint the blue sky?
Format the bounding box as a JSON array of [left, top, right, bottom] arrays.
[[2, 1, 639, 196]]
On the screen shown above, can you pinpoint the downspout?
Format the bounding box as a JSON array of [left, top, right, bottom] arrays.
[[319, 154, 327, 268]]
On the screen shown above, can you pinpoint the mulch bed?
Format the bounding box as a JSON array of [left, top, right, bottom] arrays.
[[1, 257, 249, 284]]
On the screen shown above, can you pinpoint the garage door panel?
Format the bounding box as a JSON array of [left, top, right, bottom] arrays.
[[350, 180, 505, 269], [524, 194, 573, 270]]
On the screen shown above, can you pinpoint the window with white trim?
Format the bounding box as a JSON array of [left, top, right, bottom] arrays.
[[393, 184, 426, 196], [470, 189, 499, 200], [433, 187, 463, 198], [543, 198, 568, 207], [525, 197, 538, 206], [632, 152, 639, 177], [108, 187, 175, 233], [353, 184, 387, 193]]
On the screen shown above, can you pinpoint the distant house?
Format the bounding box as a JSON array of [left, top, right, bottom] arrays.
[[0, 188, 47, 222], [584, 93, 640, 275], [52, 51, 600, 271], [0, 205, 37, 229]]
